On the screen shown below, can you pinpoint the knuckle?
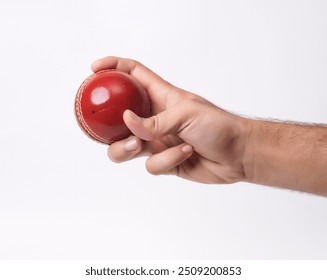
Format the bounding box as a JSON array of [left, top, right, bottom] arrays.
[[128, 59, 142, 75]]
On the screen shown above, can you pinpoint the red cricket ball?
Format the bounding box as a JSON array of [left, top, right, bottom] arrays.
[[75, 70, 150, 144]]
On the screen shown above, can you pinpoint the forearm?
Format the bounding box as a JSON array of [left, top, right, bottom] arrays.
[[243, 119, 327, 196]]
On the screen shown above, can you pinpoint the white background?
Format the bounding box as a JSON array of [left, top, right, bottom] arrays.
[[0, 0, 326, 259]]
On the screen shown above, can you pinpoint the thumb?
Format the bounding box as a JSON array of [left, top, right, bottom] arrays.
[[123, 109, 187, 141]]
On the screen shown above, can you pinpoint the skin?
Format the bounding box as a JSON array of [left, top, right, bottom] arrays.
[[91, 56, 327, 197]]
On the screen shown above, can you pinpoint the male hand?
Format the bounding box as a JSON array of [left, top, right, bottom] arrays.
[[91, 56, 248, 184]]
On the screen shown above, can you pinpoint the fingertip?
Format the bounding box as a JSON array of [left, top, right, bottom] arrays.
[[91, 59, 101, 72], [181, 144, 193, 154], [107, 144, 121, 163], [123, 109, 132, 121], [91, 56, 117, 72], [107, 146, 119, 163], [124, 109, 138, 116], [123, 110, 154, 141], [123, 110, 143, 135], [107, 136, 144, 163], [145, 158, 160, 176]]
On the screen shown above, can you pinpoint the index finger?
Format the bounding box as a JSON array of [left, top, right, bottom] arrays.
[[91, 56, 171, 99]]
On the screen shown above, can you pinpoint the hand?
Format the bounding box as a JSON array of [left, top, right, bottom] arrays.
[[91, 56, 248, 184]]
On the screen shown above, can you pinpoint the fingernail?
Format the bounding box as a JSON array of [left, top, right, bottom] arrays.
[[181, 144, 193, 154], [124, 138, 138, 151]]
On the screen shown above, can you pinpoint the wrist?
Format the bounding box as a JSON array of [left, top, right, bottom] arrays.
[[241, 117, 256, 184]]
